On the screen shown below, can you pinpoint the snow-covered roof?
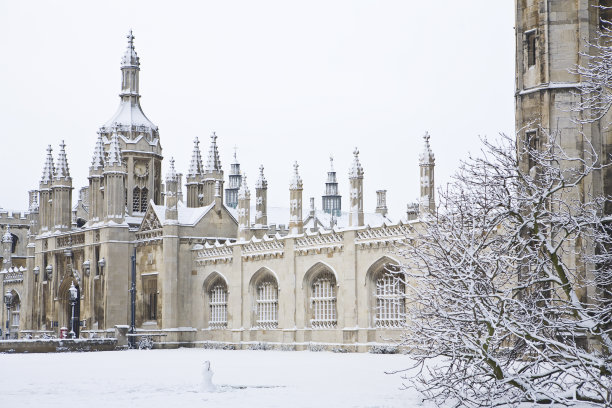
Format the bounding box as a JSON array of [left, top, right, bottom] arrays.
[[243, 205, 393, 230], [148, 201, 237, 227], [102, 99, 157, 131]]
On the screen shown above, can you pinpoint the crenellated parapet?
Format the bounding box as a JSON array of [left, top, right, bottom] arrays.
[[295, 229, 343, 255], [242, 236, 285, 260], [355, 221, 413, 249], [194, 241, 234, 265]]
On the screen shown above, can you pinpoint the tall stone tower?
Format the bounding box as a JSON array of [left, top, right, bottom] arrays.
[[165, 158, 179, 222], [515, 1, 611, 210], [99, 30, 163, 217], [225, 149, 242, 209], [237, 174, 251, 241], [39, 145, 54, 233], [348, 148, 364, 227], [202, 132, 224, 207], [322, 156, 341, 217], [186, 137, 204, 208], [104, 133, 127, 223], [88, 135, 105, 223], [51, 141, 72, 231], [419, 132, 435, 215], [289, 162, 304, 234], [255, 165, 268, 226]]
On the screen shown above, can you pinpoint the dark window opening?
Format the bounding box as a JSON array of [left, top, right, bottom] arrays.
[[526, 31, 536, 67], [601, 0, 612, 29], [527, 130, 539, 170]]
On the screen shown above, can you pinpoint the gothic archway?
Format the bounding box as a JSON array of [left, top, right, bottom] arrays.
[[58, 276, 80, 337]]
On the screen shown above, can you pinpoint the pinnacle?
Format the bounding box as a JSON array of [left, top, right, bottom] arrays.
[[91, 134, 105, 171], [54, 140, 71, 180], [41, 145, 55, 184], [121, 29, 140, 68], [419, 131, 435, 164], [204, 132, 222, 173], [349, 147, 364, 178], [238, 173, 250, 199], [256, 164, 268, 189], [187, 136, 204, 176], [166, 157, 178, 182], [106, 132, 123, 167], [290, 161, 303, 190]]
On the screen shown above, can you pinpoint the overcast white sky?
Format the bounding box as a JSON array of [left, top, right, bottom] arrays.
[[0, 1, 515, 220]]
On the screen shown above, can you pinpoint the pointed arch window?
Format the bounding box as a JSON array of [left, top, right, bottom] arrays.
[[208, 280, 228, 328], [375, 272, 405, 328], [310, 272, 337, 328], [256, 278, 278, 329]]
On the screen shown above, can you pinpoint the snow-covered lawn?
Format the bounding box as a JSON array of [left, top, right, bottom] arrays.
[[1, 348, 427, 408]]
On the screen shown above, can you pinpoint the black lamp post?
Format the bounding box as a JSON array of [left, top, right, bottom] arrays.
[[69, 282, 77, 339], [4, 290, 12, 340]]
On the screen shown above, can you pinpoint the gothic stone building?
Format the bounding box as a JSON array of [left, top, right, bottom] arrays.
[[0, 32, 436, 349]]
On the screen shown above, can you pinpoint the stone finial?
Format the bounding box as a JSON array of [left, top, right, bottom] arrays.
[[204, 132, 222, 173], [91, 134, 105, 170], [106, 132, 123, 166], [255, 165, 267, 189], [329, 155, 334, 172], [41, 145, 55, 184], [419, 132, 435, 164], [187, 137, 204, 177], [349, 147, 364, 178], [54, 140, 71, 180], [166, 157, 178, 182], [238, 173, 250, 199], [121, 29, 140, 68], [290, 161, 303, 190]]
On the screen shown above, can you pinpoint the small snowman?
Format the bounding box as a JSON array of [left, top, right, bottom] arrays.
[[202, 360, 216, 392]]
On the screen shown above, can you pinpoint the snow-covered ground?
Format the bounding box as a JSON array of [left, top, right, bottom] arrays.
[[1, 348, 428, 408]]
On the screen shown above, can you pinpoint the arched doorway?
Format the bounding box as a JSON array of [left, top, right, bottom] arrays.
[[58, 277, 80, 337]]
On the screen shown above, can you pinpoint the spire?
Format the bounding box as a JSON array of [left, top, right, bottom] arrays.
[[54, 140, 71, 180], [290, 161, 303, 190], [329, 155, 335, 172], [349, 147, 364, 179], [204, 132, 222, 173], [41, 145, 54, 184], [187, 137, 204, 177], [2, 225, 12, 243], [121, 29, 140, 68], [238, 173, 250, 199], [233, 146, 239, 164], [255, 165, 267, 189], [106, 132, 123, 166], [166, 157, 178, 182], [419, 132, 435, 164], [91, 134, 105, 170]]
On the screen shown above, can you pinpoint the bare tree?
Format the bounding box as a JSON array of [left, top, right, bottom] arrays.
[[397, 132, 612, 407]]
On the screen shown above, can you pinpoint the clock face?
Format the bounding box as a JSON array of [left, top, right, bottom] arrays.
[[135, 163, 147, 177]]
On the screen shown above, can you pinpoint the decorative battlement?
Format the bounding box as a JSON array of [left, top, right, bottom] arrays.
[[242, 237, 284, 261], [1, 266, 25, 283], [295, 230, 343, 255], [0, 210, 30, 224], [56, 233, 85, 249], [195, 242, 234, 265], [355, 222, 412, 249]]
